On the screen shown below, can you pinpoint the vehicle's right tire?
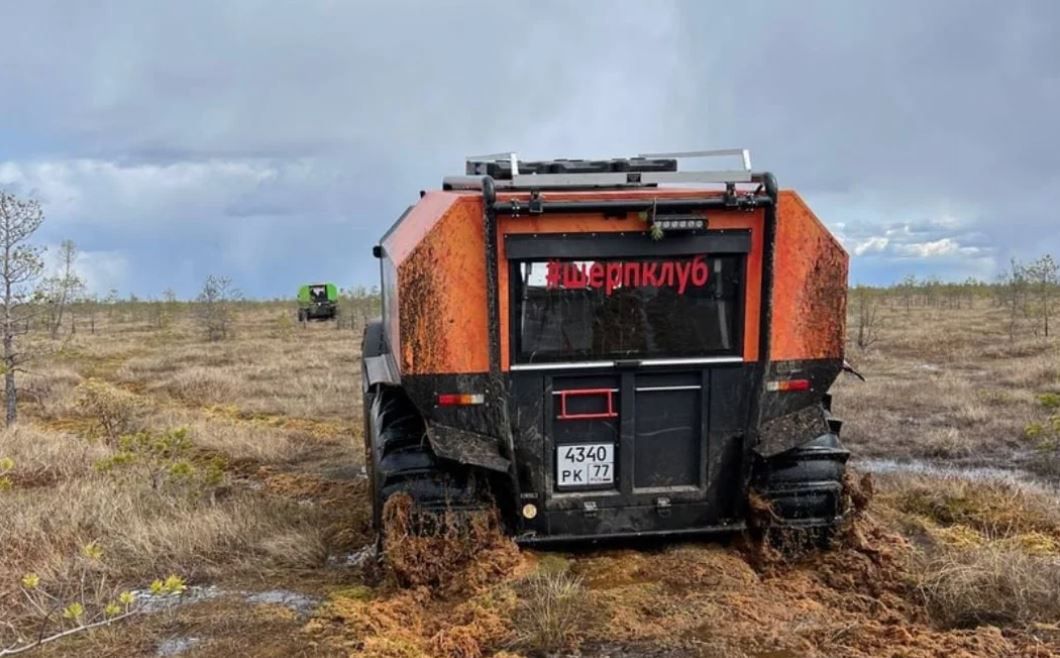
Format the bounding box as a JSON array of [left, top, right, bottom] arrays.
[[752, 409, 850, 542]]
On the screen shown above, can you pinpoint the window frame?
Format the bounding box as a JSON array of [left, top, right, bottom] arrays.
[[506, 231, 750, 367]]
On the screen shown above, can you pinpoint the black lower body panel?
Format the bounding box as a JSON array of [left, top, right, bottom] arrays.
[[509, 364, 755, 541], [517, 501, 746, 545]]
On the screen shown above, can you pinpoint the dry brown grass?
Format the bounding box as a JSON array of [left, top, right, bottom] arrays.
[[874, 470, 1060, 633], [0, 305, 365, 652], [114, 319, 359, 420], [7, 299, 1060, 656], [913, 543, 1060, 628], [509, 570, 591, 653], [17, 366, 83, 419], [834, 301, 1060, 470], [157, 365, 239, 406], [0, 427, 331, 622], [877, 471, 1060, 538], [0, 425, 109, 485], [157, 412, 318, 464]]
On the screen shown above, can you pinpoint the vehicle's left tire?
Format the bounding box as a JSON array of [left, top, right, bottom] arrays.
[[364, 385, 492, 537]]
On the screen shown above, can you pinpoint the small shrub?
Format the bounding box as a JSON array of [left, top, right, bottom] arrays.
[[75, 379, 143, 443], [510, 570, 591, 652], [194, 275, 242, 341], [885, 474, 1060, 537], [1023, 402, 1060, 475], [0, 455, 13, 491], [272, 312, 296, 338], [913, 544, 1060, 628], [4, 548, 187, 654], [94, 427, 228, 496], [1039, 392, 1060, 410]]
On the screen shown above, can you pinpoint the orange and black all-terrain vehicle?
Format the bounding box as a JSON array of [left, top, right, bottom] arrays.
[[362, 150, 850, 543]]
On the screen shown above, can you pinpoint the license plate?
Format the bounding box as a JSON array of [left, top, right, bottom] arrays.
[[556, 443, 614, 488]]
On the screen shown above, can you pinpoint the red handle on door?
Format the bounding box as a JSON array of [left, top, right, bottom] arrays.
[[556, 388, 619, 421]]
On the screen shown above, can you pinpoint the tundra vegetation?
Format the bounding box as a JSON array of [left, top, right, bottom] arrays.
[[0, 239, 1059, 654]]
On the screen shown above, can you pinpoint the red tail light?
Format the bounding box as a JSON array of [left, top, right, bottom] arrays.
[[436, 393, 485, 406], [767, 378, 811, 393]]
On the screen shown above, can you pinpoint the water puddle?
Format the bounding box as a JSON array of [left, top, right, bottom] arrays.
[[134, 583, 320, 619], [134, 585, 224, 613], [856, 457, 1060, 496], [330, 543, 376, 569], [244, 589, 318, 616], [156, 636, 201, 656]]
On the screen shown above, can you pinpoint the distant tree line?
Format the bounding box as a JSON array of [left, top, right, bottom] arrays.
[[849, 254, 1059, 349], [0, 187, 386, 426], [20, 281, 383, 340], [997, 255, 1059, 341]]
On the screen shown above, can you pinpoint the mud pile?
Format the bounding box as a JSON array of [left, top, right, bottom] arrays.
[[309, 475, 1060, 658], [308, 494, 526, 657], [380, 494, 523, 595]]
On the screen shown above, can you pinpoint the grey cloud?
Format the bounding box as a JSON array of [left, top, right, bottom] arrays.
[[0, 1, 1058, 296]]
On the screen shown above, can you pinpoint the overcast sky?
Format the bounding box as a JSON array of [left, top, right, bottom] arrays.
[[1, 1, 1057, 298]]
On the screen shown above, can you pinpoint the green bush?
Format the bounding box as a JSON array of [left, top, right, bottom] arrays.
[[94, 427, 227, 495], [75, 378, 143, 443], [1024, 410, 1060, 475], [1038, 392, 1060, 410], [0, 456, 13, 491]]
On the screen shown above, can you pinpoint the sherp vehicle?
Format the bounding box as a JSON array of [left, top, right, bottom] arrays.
[[298, 283, 338, 322], [362, 150, 850, 544]]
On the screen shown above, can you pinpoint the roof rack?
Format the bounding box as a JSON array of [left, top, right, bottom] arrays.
[[443, 149, 754, 191]]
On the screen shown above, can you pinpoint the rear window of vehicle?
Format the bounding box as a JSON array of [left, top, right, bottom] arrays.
[[512, 254, 743, 363]]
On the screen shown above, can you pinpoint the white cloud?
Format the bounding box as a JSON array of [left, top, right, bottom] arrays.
[[40, 243, 130, 296], [851, 233, 983, 259], [892, 238, 985, 259], [77, 250, 131, 296], [0, 155, 394, 297], [1, 1, 1058, 292], [0, 158, 279, 229], [836, 210, 998, 285], [894, 238, 959, 258], [853, 236, 890, 256]]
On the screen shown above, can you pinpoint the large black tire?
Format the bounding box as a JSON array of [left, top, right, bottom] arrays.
[[753, 406, 850, 535], [365, 386, 489, 535]]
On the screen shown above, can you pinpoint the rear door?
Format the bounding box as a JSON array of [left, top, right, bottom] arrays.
[[507, 231, 750, 515]]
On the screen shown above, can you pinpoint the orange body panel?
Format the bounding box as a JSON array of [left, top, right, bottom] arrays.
[[382, 192, 490, 375], [382, 187, 845, 377], [770, 191, 848, 361]]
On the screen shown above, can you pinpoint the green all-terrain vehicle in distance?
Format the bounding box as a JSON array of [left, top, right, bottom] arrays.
[[297, 283, 339, 322]]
